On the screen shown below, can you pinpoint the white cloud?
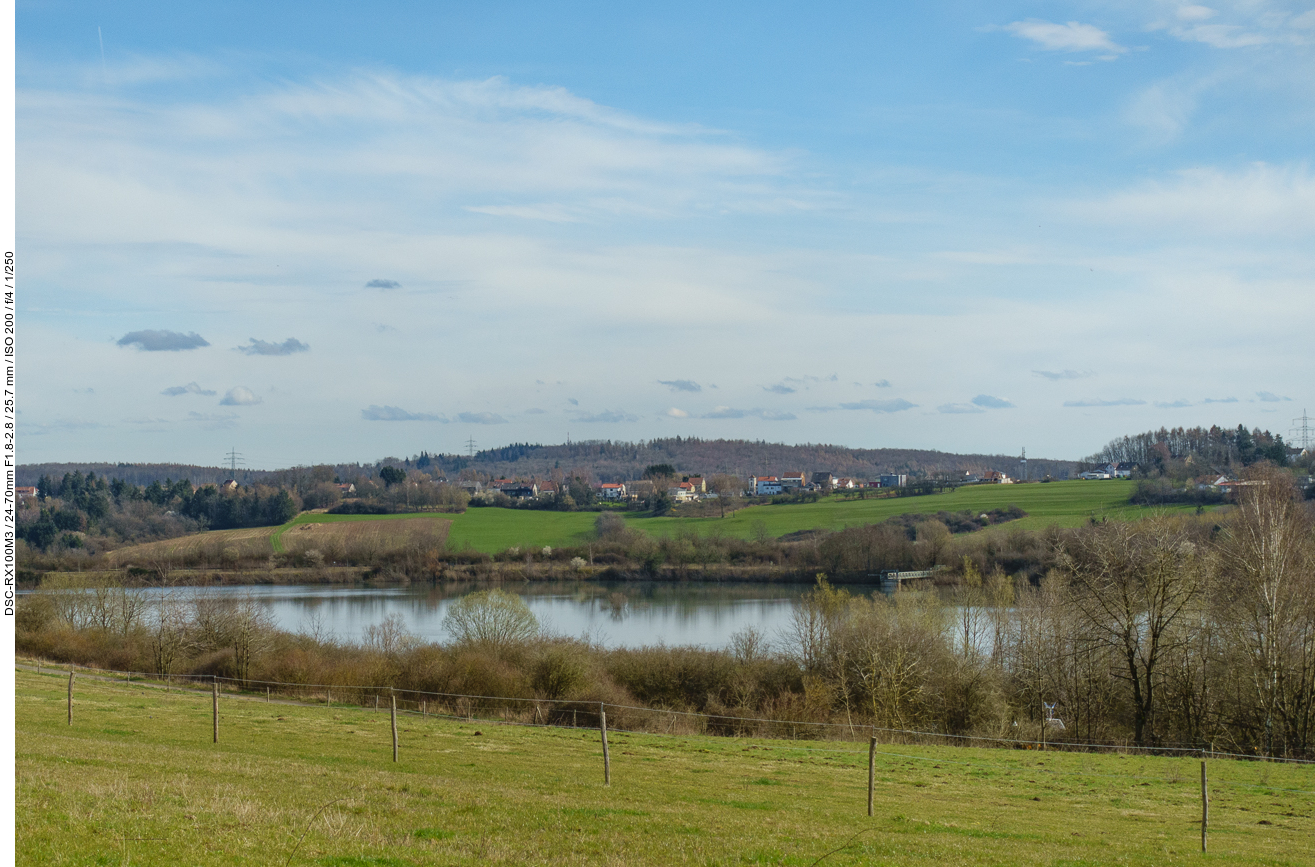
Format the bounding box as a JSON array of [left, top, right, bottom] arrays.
[[665, 407, 689, 418], [1002, 20, 1127, 55], [1177, 5, 1217, 23], [219, 387, 262, 406]]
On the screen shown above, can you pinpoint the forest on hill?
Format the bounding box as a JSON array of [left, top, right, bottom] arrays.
[[18, 437, 1073, 488]]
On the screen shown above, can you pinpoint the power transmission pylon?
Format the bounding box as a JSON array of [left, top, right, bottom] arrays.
[[466, 437, 477, 458], [1291, 410, 1313, 451], [225, 448, 244, 474]]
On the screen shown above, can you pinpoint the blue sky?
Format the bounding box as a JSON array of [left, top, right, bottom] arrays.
[[17, 1, 1315, 467]]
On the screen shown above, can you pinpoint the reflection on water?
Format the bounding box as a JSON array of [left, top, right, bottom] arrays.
[[144, 581, 885, 649]]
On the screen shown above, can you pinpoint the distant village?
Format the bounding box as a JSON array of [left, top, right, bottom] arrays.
[[449, 467, 1040, 504]]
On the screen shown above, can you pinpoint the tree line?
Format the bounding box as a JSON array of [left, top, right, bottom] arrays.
[[20, 471, 297, 552]]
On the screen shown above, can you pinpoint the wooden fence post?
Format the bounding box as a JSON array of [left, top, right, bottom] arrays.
[[266, 686, 270, 702], [600, 703, 611, 786], [326, 687, 331, 708], [212, 678, 219, 744], [374, 695, 379, 712], [1201, 761, 1208, 853], [67, 671, 74, 725], [391, 693, 399, 763], [868, 735, 876, 817]]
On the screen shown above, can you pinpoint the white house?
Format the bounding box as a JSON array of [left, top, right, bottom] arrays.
[[598, 482, 627, 500], [752, 476, 783, 496], [669, 482, 698, 502]]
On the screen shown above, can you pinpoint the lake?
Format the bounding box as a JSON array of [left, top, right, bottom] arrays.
[[145, 580, 885, 649]]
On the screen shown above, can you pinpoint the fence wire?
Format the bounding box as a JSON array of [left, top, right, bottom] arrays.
[[25, 660, 1315, 772]]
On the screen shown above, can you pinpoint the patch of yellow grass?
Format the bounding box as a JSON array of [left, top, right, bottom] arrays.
[[280, 517, 450, 560], [106, 526, 278, 566]]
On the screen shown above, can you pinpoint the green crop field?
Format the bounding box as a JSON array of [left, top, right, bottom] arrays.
[[17, 669, 1312, 866], [623, 479, 1204, 542], [113, 481, 1219, 561]]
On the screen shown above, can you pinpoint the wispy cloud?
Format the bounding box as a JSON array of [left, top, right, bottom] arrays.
[[873, 379, 891, 388], [1202, 396, 1238, 404], [219, 387, 262, 406], [117, 330, 209, 351], [458, 411, 508, 424], [938, 403, 985, 414], [1033, 369, 1093, 381], [185, 411, 239, 430], [837, 399, 917, 414], [361, 405, 446, 421], [1256, 391, 1291, 402], [658, 379, 701, 393], [1080, 164, 1315, 236], [1154, 399, 1193, 408], [22, 418, 105, 435], [763, 384, 796, 395], [1001, 20, 1127, 57], [576, 409, 639, 423], [1063, 398, 1146, 408], [466, 204, 582, 223], [236, 337, 310, 356], [971, 395, 1014, 409], [161, 382, 216, 396], [366, 279, 401, 289], [699, 406, 796, 421]]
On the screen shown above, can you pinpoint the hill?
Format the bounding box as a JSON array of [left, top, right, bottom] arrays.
[[18, 437, 1075, 487]]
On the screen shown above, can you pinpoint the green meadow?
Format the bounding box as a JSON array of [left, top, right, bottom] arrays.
[[17, 668, 1312, 866], [273, 480, 1213, 554]]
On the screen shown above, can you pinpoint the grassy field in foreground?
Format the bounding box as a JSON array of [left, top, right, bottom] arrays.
[[109, 481, 1219, 560], [18, 669, 1313, 866]]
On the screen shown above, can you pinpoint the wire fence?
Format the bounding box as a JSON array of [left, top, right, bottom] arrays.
[[25, 659, 1315, 864], [25, 658, 1315, 770]]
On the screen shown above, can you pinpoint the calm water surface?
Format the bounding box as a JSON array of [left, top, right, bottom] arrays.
[[153, 581, 885, 649]]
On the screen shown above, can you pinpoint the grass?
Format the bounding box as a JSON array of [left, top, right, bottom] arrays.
[[105, 526, 280, 566], [276, 517, 451, 558], [108, 481, 1222, 560], [17, 668, 1313, 866]]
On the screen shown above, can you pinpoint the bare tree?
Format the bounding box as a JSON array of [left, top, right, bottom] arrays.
[[148, 590, 193, 676], [707, 474, 743, 518], [1213, 465, 1315, 756], [1059, 517, 1207, 746]]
